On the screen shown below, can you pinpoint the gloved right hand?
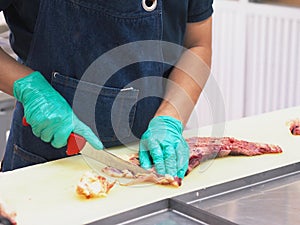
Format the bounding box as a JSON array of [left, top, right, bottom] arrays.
[[13, 71, 103, 149], [139, 116, 190, 179]]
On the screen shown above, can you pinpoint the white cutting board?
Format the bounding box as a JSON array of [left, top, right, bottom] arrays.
[[0, 106, 299, 225]]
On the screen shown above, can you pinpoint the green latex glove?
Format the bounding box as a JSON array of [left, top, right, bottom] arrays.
[[13, 71, 104, 149], [139, 116, 189, 178]]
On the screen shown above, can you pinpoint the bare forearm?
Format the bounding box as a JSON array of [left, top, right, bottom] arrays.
[[155, 46, 211, 125], [155, 17, 212, 126], [0, 47, 33, 95]]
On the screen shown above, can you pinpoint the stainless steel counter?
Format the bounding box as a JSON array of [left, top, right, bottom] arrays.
[[190, 165, 300, 225], [90, 163, 300, 225]]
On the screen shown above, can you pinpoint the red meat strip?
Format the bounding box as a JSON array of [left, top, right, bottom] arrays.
[[185, 137, 282, 174]]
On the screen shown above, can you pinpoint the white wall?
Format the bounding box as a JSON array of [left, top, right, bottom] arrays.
[[0, 11, 5, 25], [186, 0, 300, 129]]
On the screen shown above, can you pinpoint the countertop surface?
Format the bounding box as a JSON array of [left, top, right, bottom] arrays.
[[0, 106, 299, 225]]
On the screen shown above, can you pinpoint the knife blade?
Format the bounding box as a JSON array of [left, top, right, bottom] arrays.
[[81, 147, 151, 175], [66, 132, 151, 174]]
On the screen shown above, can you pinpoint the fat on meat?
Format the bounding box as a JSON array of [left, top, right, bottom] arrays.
[[76, 171, 116, 199], [287, 119, 300, 135]]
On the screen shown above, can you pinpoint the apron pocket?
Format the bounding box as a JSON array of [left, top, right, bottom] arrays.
[[11, 144, 47, 170], [51, 73, 139, 145]]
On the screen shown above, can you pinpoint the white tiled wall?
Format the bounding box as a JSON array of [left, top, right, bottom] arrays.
[[0, 12, 15, 161], [0, 12, 5, 25], [186, 0, 300, 130], [0, 92, 15, 161], [0, 11, 15, 58]]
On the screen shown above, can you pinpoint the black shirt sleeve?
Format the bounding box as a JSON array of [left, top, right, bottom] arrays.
[[188, 0, 214, 22], [0, 0, 13, 11]]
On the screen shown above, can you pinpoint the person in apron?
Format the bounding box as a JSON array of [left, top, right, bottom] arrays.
[[0, 0, 214, 179]]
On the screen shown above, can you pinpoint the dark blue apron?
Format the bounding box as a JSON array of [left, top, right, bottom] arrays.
[[2, 0, 175, 171]]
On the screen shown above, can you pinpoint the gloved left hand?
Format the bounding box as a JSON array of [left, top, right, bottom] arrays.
[[139, 116, 190, 179]]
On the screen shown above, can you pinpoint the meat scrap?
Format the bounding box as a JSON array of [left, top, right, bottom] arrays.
[[101, 167, 135, 179], [76, 172, 116, 199], [102, 137, 282, 188], [102, 167, 182, 187], [287, 119, 300, 135], [0, 198, 17, 225]]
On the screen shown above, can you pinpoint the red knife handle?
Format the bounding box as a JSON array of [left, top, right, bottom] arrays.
[[22, 117, 86, 155], [66, 133, 86, 155], [22, 117, 30, 126]]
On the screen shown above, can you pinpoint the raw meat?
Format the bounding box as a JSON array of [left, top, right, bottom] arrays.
[[102, 137, 282, 187], [185, 137, 282, 174], [0, 199, 17, 225], [76, 172, 116, 199], [287, 119, 300, 135], [101, 167, 135, 179], [102, 167, 182, 187]]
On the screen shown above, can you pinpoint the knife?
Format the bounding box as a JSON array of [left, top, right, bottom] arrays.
[[80, 146, 151, 174], [22, 117, 151, 175]]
